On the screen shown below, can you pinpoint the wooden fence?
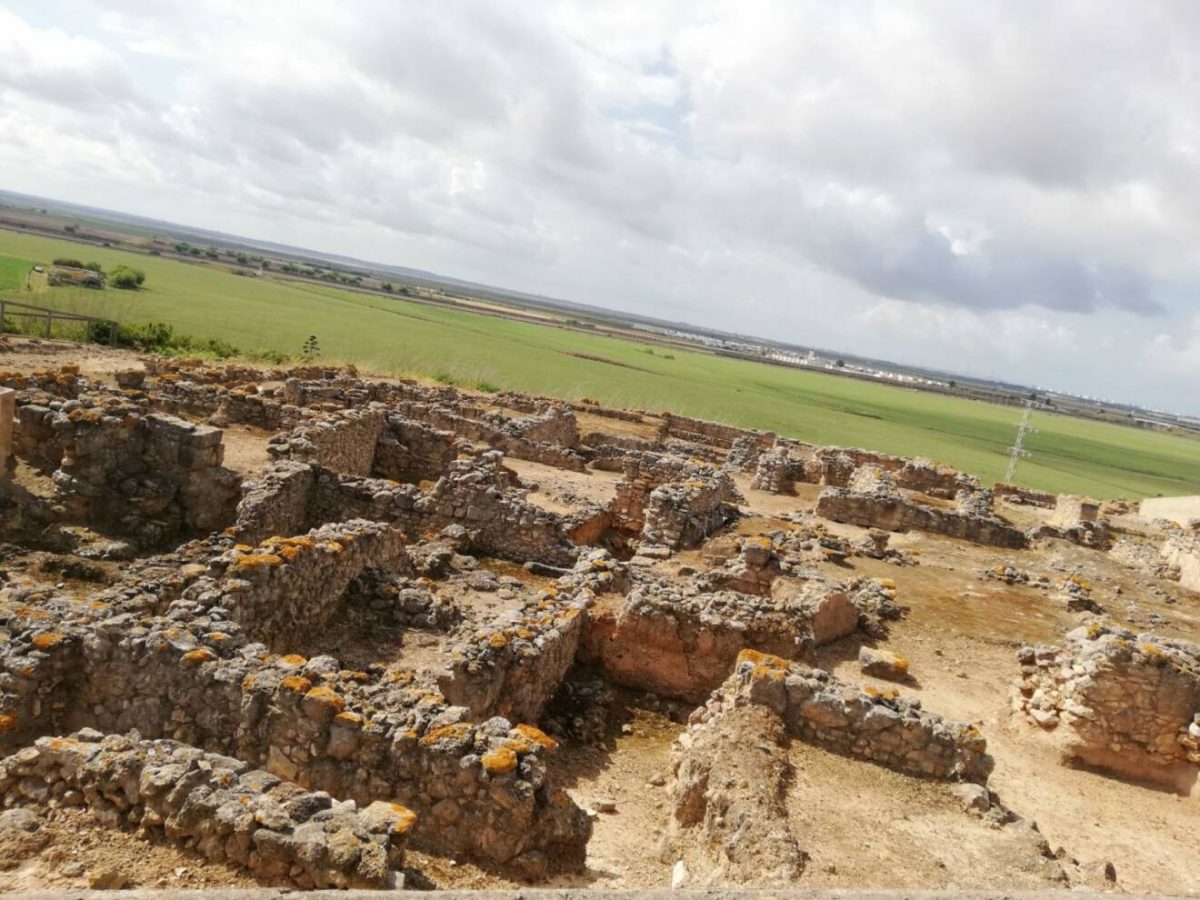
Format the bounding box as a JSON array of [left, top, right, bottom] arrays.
[[0, 298, 118, 345]]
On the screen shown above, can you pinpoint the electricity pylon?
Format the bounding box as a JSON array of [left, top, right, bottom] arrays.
[[1004, 399, 1038, 485]]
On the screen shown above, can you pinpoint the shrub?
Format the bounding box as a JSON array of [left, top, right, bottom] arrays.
[[109, 265, 146, 290]]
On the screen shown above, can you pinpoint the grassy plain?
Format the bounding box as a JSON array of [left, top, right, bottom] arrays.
[[1, 228, 1196, 499], [0, 254, 33, 291]]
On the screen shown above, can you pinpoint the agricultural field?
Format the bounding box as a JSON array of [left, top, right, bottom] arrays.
[[1, 228, 1197, 499], [0, 253, 34, 291]]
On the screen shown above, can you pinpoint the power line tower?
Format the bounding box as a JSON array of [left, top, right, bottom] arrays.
[[1004, 399, 1038, 485]]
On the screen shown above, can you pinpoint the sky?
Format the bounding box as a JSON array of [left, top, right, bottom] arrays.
[[2, 1, 1199, 414]]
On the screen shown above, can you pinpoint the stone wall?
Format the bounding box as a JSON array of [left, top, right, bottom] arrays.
[[714, 650, 994, 783], [0, 554, 591, 873], [0, 730, 413, 889], [267, 407, 386, 476], [994, 483, 1057, 508], [579, 568, 857, 703], [374, 414, 458, 484], [233, 454, 581, 568], [0, 387, 13, 472], [185, 519, 410, 649], [816, 481, 1026, 549], [640, 473, 742, 550], [438, 556, 610, 723], [659, 412, 774, 451], [1015, 624, 1200, 787], [12, 397, 240, 545], [814, 447, 978, 498]]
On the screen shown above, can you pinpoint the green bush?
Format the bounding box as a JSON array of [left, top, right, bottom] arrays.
[[82, 320, 238, 359], [110, 265, 146, 290], [51, 257, 102, 271]]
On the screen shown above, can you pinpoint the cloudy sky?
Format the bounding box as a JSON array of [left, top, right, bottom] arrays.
[[3, 2, 1199, 413]]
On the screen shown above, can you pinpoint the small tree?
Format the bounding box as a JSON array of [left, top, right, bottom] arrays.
[[301, 335, 321, 360], [110, 265, 146, 290]]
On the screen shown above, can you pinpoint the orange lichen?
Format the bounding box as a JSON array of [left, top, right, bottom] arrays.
[[334, 711, 363, 728], [181, 648, 216, 665], [0, 714, 18, 733], [878, 578, 897, 591], [864, 686, 900, 701], [31, 631, 66, 651], [280, 675, 314, 693], [278, 654, 307, 667], [513, 724, 558, 751], [487, 633, 510, 649], [230, 553, 284, 571], [383, 803, 418, 834], [419, 723, 473, 747], [304, 686, 346, 712], [481, 746, 519, 775], [737, 648, 790, 682]]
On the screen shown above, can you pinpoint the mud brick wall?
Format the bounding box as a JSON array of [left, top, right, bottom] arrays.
[[579, 568, 855, 703], [640, 472, 743, 549], [0, 731, 413, 889], [816, 485, 1027, 549], [1015, 625, 1200, 786], [668, 702, 805, 886], [267, 407, 386, 476], [722, 650, 994, 783], [12, 399, 240, 544], [187, 519, 410, 649]]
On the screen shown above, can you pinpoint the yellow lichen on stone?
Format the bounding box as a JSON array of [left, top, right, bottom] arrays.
[[737, 648, 790, 682], [481, 746, 519, 775], [0, 714, 18, 733], [419, 723, 473, 747], [386, 803, 418, 834], [231, 553, 284, 571], [513, 723, 558, 751], [304, 685, 346, 712], [280, 675, 314, 693], [181, 648, 216, 665], [31, 631, 66, 651], [488, 632, 510, 649]]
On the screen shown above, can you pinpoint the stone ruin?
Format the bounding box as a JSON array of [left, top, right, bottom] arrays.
[[0, 356, 1195, 889], [1015, 624, 1200, 788], [816, 464, 1027, 549]]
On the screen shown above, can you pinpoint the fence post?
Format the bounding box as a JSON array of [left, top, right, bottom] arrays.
[[0, 300, 6, 333], [45, 310, 53, 338]]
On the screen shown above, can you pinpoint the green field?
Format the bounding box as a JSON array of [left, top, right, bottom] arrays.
[[1, 229, 1197, 500], [0, 253, 33, 291]]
